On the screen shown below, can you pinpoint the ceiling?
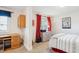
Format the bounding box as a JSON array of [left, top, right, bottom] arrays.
[[3, 6, 26, 11], [3, 6, 79, 16], [32, 6, 79, 16]]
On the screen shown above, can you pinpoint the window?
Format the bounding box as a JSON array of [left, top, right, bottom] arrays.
[[0, 16, 8, 31], [40, 16, 48, 32], [0, 10, 11, 32]]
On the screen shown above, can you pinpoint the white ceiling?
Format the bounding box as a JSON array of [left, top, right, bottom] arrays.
[[4, 6, 79, 16], [5, 6, 26, 11], [32, 6, 79, 16]]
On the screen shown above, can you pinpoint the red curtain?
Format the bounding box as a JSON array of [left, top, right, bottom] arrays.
[[47, 16, 51, 31], [36, 14, 42, 43]]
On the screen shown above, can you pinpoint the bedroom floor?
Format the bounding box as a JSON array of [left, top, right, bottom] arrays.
[[4, 41, 50, 53]]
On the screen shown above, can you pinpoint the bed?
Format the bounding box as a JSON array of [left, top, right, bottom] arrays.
[[49, 33, 79, 53]]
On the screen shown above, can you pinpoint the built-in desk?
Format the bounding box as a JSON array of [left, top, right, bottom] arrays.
[[0, 33, 22, 52]]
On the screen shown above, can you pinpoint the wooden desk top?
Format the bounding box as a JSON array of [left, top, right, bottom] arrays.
[[0, 33, 20, 39]]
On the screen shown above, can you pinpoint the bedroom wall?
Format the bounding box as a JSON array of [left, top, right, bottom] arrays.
[[53, 10, 79, 35], [0, 7, 25, 38], [24, 7, 33, 51], [10, 9, 26, 38], [32, 10, 54, 43], [0, 7, 33, 51], [32, 12, 37, 43], [32, 7, 79, 35]]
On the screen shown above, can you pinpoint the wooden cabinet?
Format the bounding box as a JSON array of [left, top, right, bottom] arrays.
[[18, 15, 26, 29], [11, 34, 21, 49], [0, 33, 22, 52]]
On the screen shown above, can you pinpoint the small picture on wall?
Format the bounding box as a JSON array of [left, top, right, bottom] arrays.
[[32, 20, 34, 26], [62, 17, 71, 29]]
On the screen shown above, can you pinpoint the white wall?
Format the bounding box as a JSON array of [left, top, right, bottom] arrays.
[[0, 7, 34, 51], [32, 10, 54, 42], [32, 13, 37, 43], [32, 7, 79, 35], [9, 10, 26, 38], [0, 7, 25, 38], [53, 11, 79, 35], [24, 7, 33, 51]]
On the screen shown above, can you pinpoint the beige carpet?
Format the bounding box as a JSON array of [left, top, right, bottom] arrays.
[[4, 41, 49, 53]]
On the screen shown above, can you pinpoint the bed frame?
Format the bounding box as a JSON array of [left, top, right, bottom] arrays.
[[50, 48, 67, 53]]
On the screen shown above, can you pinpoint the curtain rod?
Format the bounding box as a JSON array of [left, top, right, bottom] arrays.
[[40, 15, 47, 17]]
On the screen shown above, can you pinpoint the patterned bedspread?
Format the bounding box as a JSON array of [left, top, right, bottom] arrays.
[[49, 33, 79, 53]]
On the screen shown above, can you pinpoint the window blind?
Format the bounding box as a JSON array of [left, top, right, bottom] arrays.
[[0, 10, 11, 17]]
